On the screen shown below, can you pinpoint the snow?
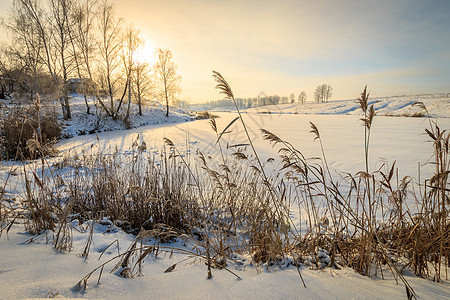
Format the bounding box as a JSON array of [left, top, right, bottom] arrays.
[[60, 94, 194, 138], [2, 224, 449, 299], [242, 93, 450, 119], [1, 93, 450, 299], [58, 111, 447, 181]]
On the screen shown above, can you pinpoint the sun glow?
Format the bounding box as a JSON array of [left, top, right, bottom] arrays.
[[135, 38, 156, 65]]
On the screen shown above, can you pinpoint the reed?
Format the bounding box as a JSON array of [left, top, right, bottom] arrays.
[[0, 79, 447, 299]]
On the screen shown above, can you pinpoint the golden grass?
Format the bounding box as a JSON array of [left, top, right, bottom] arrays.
[[0, 81, 447, 299]]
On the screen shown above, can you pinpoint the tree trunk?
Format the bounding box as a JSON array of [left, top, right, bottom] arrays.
[[164, 75, 169, 117], [165, 89, 169, 117], [60, 97, 67, 119], [84, 94, 91, 114], [137, 83, 142, 116], [65, 95, 71, 119], [116, 78, 129, 114], [106, 67, 116, 118], [138, 97, 142, 115], [125, 78, 132, 120], [61, 82, 71, 120]]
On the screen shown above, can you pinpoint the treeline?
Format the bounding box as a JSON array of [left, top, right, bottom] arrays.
[[193, 86, 334, 110], [194, 83, 333, 110], [195, 93, 301, 110], [0, 0, 181, 120]]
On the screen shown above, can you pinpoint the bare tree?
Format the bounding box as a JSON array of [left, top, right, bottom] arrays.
[[71, 0, 114, 119], [298, 91, 307, 104], [4, 0, 169, 124], [68, 0, 99, 114], [9, 0, 58, 100], [324, 84, 332, 103], [289, 92, 295, 104], [314, 86, 321, 103], [48, 0, 76, 119], [15, 0, 57, 79], [3, 9, 40, 99], [314, 84, 333, 103], [0, 51, 14, 99], [133, 61, 152, 116], [97, 0, 123, 118], [154, 49, 180, 117], [117, 25, 143, 121]]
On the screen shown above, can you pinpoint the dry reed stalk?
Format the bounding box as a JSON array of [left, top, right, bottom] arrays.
[[2, 79, 447, 300]]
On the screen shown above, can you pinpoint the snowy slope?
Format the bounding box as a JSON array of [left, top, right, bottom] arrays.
[[241, 93, 450, 118], [60, 94, 195, 138]]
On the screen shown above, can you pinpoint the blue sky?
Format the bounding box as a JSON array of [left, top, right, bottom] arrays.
[[1, 0, 449, 102]]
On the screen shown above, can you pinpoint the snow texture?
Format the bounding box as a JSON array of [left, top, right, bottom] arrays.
[[1, 93, 450, 299]]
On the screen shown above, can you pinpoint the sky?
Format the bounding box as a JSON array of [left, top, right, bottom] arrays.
[[1, 0, 449, 103]]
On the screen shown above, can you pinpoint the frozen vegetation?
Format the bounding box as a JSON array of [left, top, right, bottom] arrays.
[[1, 91, 449, 299]]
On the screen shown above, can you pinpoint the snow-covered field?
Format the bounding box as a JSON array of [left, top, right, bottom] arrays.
[[1, 94, 450, 299], [58, 109, 448, 182], [242, 93, 450, 119]]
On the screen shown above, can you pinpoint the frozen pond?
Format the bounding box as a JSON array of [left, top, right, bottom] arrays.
[[58, 112, 449, 181]]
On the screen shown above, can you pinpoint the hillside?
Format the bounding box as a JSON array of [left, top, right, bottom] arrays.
[[240, 93, 450, 118]]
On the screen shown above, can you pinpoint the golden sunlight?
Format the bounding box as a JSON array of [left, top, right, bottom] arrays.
[[135, 38, 156, 65]]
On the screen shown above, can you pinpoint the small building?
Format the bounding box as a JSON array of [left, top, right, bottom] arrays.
[[67, 78, 95, 94]]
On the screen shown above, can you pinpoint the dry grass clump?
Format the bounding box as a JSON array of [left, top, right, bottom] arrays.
[[58, 132, 290, 264], [410, 111, 426, 117], [1, 95, 60, 159], [195, 111, 219, 120], [393, 112, 427, 118], [57, 139, 202, 235], [386, 102, 429, 118]]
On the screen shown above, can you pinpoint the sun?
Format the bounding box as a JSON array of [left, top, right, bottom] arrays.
[[135, 38, 156, 65]]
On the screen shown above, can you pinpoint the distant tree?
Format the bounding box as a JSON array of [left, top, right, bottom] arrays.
[[298, 91, 307, 104], [273, 95, 280, 105], [281, 96, 288, 104], [154, 49, 181, 117], [176, 99, 189, 109], [323, 84, 333, 102], [246, 98, 252, 108], [289, 93, 295, 104], [314, 87, 321, 103], [314, 84, 333, 103]]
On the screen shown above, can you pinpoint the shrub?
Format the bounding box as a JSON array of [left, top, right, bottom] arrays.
[[195, 111, 218, 120], [1, 104, 61, 159]]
